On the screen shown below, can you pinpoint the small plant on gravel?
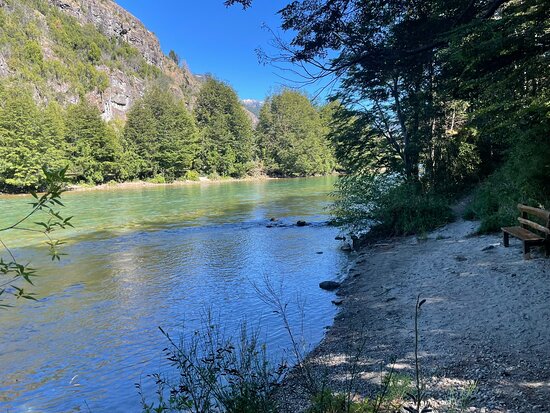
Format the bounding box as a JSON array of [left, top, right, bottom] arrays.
[[306, 371, 411, 413], [448, 381, 477, 413]]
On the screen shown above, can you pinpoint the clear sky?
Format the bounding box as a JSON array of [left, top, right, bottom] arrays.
[[114, 0, 296, 101]]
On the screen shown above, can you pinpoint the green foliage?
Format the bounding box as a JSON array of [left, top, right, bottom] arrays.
[[467, 98, 550, 232], [0, 166, 72, 307], [0, 86, 66, 191], [257, 90, 336, 177], [124, 87, 199, 180], [307, 372, 412, 413], [182, 170, 200, 181], [138, 319, 286, 413], [146, 174, 166, 184], [65, 100, 125, 184], [168, 49, 180, 65], [332, 175, 453, 236], [194, 77, 254, 178]]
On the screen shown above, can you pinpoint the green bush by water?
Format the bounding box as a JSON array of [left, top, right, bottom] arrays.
[[331, 174, 453, 236]]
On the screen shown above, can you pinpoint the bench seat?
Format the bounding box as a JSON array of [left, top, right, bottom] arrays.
[[501, 226, 545, 243], [502, 204, 550, 259]]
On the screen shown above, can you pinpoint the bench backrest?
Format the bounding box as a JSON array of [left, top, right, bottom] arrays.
[[518, 204, 550, 238]]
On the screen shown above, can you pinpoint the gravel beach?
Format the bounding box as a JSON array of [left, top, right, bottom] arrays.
[[278, 219, 550, 412]]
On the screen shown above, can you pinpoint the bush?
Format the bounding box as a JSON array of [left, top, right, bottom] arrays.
[[466, 168, 547, 233], [467, 145, 550, 232], [138, 318, 286, 413], [373, 183, 454, 236], [207, 172, 221, 181], [146, 174, 166, 184], [306, 371, 412, 413], [331, 174, 453, 236], [182, 170, 200, 181]]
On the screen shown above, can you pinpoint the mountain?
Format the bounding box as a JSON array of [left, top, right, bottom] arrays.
[[0, 0, 201, 120], [241, 99, 264, 117]]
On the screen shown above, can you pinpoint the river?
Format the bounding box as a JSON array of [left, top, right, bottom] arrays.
[[0, 176, 348, 412]]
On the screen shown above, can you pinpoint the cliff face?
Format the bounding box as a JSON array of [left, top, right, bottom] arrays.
[[49, 0, 165, 67], [0, 0, 201, 120]]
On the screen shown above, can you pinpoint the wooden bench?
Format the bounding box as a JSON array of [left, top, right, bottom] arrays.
[[502, 204, 550, 259]]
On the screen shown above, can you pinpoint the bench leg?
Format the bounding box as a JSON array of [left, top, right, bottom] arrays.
[[523, 242, 531, 260], [503, 231, 509, 247]]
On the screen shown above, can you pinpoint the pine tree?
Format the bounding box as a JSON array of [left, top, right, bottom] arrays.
[[65, 100, 120, 183], [0, 87, 50, 190]]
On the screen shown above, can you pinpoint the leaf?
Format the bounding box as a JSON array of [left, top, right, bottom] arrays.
[[34, 222, 50, 230]]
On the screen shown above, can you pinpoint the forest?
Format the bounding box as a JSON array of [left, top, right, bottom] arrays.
[[0, 81, 337, 190], [0, 0, 337, 193]]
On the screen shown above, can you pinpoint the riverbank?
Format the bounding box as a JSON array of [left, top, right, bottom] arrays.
[[278, 219, 550, 412], [66, 175, 277, 192], [0, 176, 276, 197], [0, 174, 342, 197]]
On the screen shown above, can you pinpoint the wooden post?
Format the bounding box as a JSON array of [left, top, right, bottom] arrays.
[[523, 242, 531, 260], [503, 231, 509, 247]]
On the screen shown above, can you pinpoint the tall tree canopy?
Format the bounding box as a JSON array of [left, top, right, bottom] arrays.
[[194, 77, 254, 177], [65, 100, 123, 183], [0, 87, 65, 190], [124, 87, 199, 180], [257, 90, 335, 176], [230, 0, 549, 232]]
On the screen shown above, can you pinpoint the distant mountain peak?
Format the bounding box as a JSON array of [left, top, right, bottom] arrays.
[[241, 99, 264, 118]]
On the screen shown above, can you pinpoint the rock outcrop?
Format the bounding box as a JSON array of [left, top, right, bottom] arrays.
[[53, 0, 200, 120], [0, 0, 201, 120]]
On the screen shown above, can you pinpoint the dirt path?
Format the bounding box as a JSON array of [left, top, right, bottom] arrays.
[[279, 220, 550, 412]]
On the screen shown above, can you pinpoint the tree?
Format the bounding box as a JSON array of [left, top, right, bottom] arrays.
[[229, 0, 549, 233], [124, 87, 199, 180], [65, 100, 122, 183], [168, 49, 180, 65], [0, 87, 65, 191], [256, 90, 335, 176], [194, 77, 254, 177]]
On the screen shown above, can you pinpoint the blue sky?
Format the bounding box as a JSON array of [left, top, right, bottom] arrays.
[[114, 0, 299, 101]]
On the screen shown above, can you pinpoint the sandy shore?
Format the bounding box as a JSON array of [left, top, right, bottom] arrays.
[[278, 219, 550, 412], [66, 175, 276, 192]]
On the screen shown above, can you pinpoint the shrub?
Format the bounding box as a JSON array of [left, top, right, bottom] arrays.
[[373, 183, 454, 236], [138, 318, 286, 413], [182, 170, 200, 181], [331, 174, 453, 236], [306, 371, 412, 413], [146, 174, 166, 184]]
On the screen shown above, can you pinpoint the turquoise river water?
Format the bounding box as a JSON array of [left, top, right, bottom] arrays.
[[0, 176, 348, 412]]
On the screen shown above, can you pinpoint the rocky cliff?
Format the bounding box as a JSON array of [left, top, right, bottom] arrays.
[[0, 0, 202, 120]]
